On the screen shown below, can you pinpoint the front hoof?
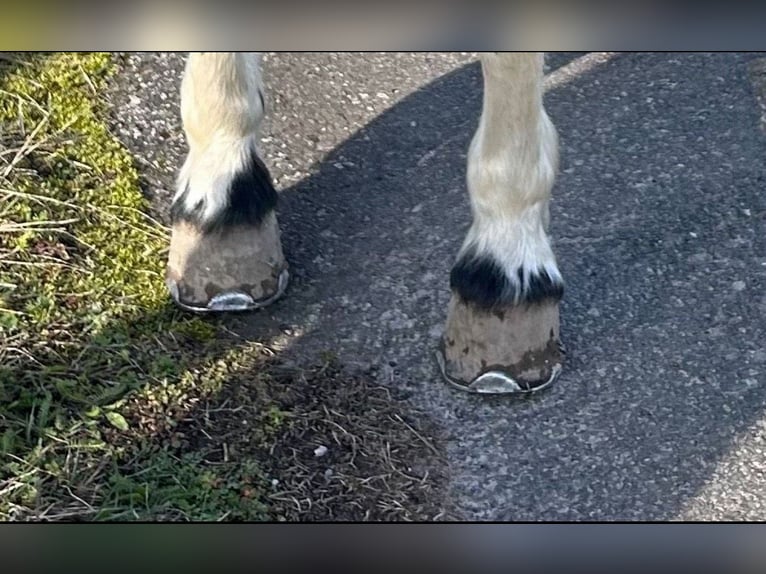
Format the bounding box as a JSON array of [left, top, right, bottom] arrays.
[[437, 295, 564, 395], [165, 214, 288, 313]]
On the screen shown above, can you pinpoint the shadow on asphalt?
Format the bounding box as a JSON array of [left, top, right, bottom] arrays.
[[225, 51, 766, 519]]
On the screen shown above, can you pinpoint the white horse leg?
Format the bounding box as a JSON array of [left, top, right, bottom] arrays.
[[166, 52, 288, 312], [438, 53, 564, 394]]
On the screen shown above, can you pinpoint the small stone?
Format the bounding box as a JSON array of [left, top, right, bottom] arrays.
[[732, 281, 746, 292], [314, 445, 328, 457]]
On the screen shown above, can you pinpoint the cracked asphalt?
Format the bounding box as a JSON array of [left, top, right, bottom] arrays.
[[109, 52, 766, 520]]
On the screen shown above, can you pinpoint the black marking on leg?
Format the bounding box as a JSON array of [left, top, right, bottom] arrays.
[[171, 149, 278, 234], [450, 248, 563, 310], [450, 250, 507, 310], [521, 267, 565, 304]]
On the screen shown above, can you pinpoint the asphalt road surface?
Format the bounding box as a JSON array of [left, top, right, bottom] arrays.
[[110, 52, 766, 520]]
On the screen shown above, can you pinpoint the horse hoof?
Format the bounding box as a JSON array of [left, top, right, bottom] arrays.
[[438, 294, 564, 395], [165, 214, 288, 313]]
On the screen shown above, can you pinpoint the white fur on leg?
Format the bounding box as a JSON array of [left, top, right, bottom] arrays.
[[173, 52, 267, 226], [459, 203, 563, 303], [455, 52, 562, 304]]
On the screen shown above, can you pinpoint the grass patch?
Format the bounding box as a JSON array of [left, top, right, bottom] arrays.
[[0, 52, 273, 520]]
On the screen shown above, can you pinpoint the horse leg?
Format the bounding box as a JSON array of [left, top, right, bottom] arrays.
[[166, 52, 288, 312], [439, 53, 564, 394]]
